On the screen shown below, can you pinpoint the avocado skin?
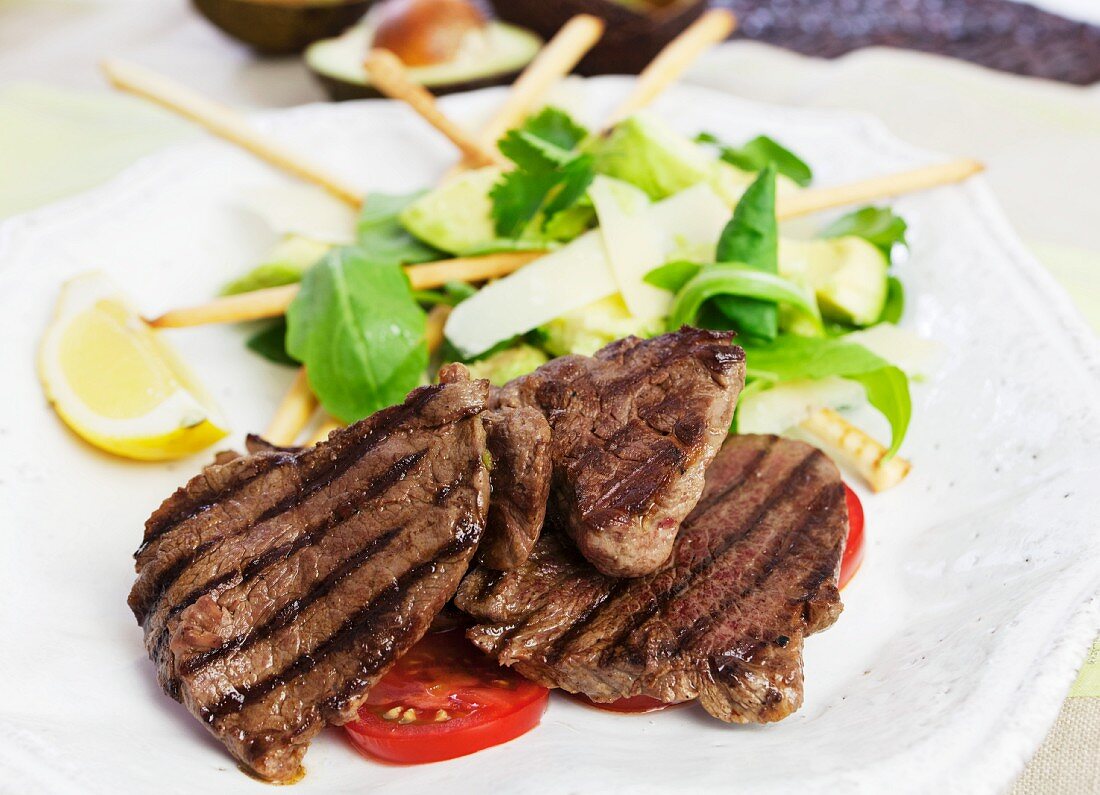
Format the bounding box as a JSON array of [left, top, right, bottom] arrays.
[[192, 0, 373, 55], [312, 66, 526, 101], [489, 0, 707, 75]]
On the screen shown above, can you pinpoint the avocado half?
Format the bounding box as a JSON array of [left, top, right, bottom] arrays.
[[489, 0, 707, 75], [192, 0, 374, 55], [305, 21, 542, 100]]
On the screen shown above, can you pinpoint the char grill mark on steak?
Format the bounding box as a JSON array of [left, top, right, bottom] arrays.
[[493, 327, 746, 578], [132, 371, 491, 782], [455, 434, 846, 725]]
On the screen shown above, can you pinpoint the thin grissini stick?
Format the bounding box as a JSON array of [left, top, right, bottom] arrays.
[[424, 304, 452, 353], [800, 408, 911, 492], [449, 14, 605, 175], [265, 368, 318, 446], [100, 58, 364, 208], [148, 251, 542, 328], [604, 9, 737, 128], [364, 49, 506, 169], [149, 156, 982, 330], [149, 283, 300, 328], [776, 159, 984, 220], [405, 250, 543, 290]]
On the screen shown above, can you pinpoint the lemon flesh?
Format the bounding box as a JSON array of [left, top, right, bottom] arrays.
[[39, 272, 228, 461]]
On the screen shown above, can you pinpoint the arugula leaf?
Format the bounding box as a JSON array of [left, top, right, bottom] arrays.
[[879, 276, 905, 323], [644, 260, 702, 292], [697, 132, 813, 187], [520, 107, 589, 151], [245, 319, 298, 367], [820, 206, 908, 258], [286, 247, 427, 423], [356, 191, 444, 265], [713, 164, 780, 339], [668, 263, 821, 333], [491, 127, 596, 239], [740, 334, 911, 455]]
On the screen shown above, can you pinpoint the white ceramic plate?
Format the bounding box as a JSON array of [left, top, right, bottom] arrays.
[[0, 79, 1097, 795]]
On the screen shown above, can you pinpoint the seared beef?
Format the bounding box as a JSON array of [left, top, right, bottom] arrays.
[[479, 407, 552, 570], [455, 434, 846, 724], [493, 327, 745, 577], [129, 368, 490, 782]]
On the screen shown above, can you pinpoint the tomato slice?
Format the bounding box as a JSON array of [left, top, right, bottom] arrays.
[[840, 483, 865, 590], [344, 630, 549, 765], [571, 693, 684, 714]]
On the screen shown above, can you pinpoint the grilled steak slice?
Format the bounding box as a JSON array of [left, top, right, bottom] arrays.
[[130, 368, 490, 782], [479, 407, 552, 570], [455, 434, 846, 724], [493, 327, 745, 577]]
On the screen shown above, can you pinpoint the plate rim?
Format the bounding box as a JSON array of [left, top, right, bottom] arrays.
[[0, 78, 1097, 794]]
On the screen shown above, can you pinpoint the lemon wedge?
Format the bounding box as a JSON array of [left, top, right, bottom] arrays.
[[39, 272, 228, 460]]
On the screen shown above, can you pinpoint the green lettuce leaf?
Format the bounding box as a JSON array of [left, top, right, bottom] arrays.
[[644, 260, 702, 293], [668, 262, 821, 333], [356, 191, 444, 265], [245, 318, 297, 367], [879, 275, 905, 323], [820, 206, 908, 258], [713, 164, 780, 339], [741, 334, 911, 455], [696, 132, 813, 186], [286, 247, 427, 423]]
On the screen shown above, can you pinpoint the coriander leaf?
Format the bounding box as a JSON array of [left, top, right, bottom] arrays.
[[286, 247, 427, 423], [357, 191, 444, 265], [879, 276, 905, 323], [713, 163, 780, 339], [519, 107, 589, 151], [499, 130, 576, 171], [740, 334, 911, 456], [490, 168, 562, 238], [697, 132, 813, 186], [544, 155, 596, 218], [491, 129, 596, 238], [245, 319, 298, 367], [821, 206, 908, 258], [644, 260, 702, 292], [669, 262, 821, 333]]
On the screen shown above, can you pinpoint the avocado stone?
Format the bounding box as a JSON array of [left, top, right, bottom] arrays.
[[305, 21, 542, 100], [192, 0, 373, 55]]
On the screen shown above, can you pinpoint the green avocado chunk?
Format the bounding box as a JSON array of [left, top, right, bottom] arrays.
[[778, 236, 889, 327], [400, 167, 501, 254]]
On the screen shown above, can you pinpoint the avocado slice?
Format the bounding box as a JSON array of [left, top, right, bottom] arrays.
[[192, 0, 372, 55], [305, 21, 542, 100], [779, 236, 889, 327], [400, 167, 501, 253]]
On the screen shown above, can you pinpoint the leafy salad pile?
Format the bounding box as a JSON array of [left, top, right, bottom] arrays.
[[229, 107, 931, 455]]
